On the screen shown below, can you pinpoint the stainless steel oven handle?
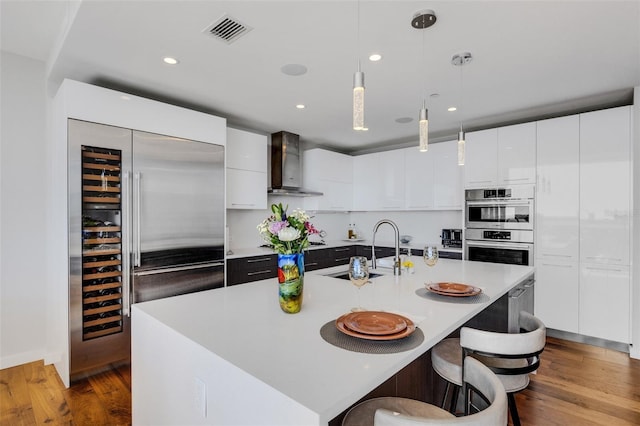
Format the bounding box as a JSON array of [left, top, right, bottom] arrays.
[[466, 200, 532, 206], [133, 261, 224, 276], [466, 240, 532, 250]]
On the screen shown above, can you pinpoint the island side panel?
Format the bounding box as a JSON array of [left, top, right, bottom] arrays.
[[132, 306, 320, 425]]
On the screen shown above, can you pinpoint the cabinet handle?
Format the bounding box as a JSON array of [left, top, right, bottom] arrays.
[[541, 263, 573, 268], [335, 257, 350, 262], [541, 253, 573, 258], [586, 256, 622, 262], [503, 177, 530, 182], [306, 262, 319, 267], [584, 266, 624, 272], [246, 257, 273, 263], [247, 270, 273, 276], [134, 172, 142, 267], [122, 171, 131, 317], [334, 248, 351, 252], [134, 262, 224, 276], [231, 203, 255, 207]]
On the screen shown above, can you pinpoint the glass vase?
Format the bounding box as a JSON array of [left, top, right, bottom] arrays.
[[277, 253, 304, 314]]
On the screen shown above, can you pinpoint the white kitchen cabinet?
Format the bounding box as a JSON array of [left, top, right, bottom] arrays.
[[226, 128, 268, 209], [579, 106, 631, 266], [405, 141, 462, 210], [377, 150, 405, 210], [353, 150, 404, 211], [433, 141, 463, 209], [353, 153, 378, 211], [404, 146, 434, 209], [464, 128, 498, 188], [579, 264, 630, 343], [536, 115, 579, 260], [465, 123, 535, 189], [535, 260, 579, 333], [303, 148, 353, 211], [498, 122, 536, 185]]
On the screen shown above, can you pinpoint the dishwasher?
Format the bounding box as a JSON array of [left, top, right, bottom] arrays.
[[508, 275, 535, 332]]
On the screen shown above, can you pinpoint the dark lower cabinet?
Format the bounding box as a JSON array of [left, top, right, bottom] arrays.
[[227, 246, 358, 285], [226, 254, 277, 286], [355, 245, 396, 260]]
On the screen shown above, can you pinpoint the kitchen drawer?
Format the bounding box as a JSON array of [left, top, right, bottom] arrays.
[[226, 254, 277, 286], [306, 246, 356, 270], [357, 246, 396, 260], [304, 249, 328, 271], [326, 246, 356, 267], [439, 251, 462, 260]]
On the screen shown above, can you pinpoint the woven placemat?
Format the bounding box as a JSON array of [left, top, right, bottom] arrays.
[[415, 287, 490, 304], [320, 320, 424, 354]]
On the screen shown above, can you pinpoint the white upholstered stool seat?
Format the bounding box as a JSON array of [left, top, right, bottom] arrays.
[[430, 311, 545, 426], [432, 339, 530, 392], [342, 358, 508, 426], [342, 397, 455, 426]]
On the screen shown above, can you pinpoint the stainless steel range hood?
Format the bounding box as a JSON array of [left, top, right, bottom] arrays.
[[268, 131, 323, 197]]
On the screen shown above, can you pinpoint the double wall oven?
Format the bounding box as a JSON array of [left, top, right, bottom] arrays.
[[465, 185, 535, 332], [465, 186, 534, 266]]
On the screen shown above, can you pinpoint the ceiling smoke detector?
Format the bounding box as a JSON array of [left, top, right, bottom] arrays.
[[203, 14, 252, 44], [411, 9, 437, 29]]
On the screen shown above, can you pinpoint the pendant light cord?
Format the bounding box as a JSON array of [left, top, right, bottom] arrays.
[[459, 60, 464, 132]]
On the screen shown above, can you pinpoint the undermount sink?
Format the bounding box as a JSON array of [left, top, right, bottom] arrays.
[[325, 271, 383, 280]]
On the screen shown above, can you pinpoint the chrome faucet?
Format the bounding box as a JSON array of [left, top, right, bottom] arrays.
[[371, 219, 401, 276]]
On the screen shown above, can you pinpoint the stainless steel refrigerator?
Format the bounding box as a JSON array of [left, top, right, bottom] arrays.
[[68, 119, 225, 380]]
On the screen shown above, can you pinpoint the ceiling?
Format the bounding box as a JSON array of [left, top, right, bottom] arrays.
[[2, 1, 639, 154]]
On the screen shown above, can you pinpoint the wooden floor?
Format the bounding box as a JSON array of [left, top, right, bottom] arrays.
[[1, 337, 639, 425]]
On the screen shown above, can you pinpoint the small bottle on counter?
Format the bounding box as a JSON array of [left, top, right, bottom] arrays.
[[348, 223, 354, 239]]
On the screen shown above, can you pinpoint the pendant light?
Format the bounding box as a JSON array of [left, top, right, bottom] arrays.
[[353, 1, 365, 131], [419, 101, 429, 152], [412, 10, 437, 152], [452, 52, 472, 165]]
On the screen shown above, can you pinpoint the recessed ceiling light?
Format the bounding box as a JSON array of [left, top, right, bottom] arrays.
[[369, 54, 382, 62], [395, 117, 413, 124], [296, 104, 306, 109], [163, 57, 179, 65], [430, 93, 440, 98], [281, 64, 308, 76], [448, 106, 457, 112]]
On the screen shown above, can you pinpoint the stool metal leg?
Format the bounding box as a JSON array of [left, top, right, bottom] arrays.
[[449, 384, 460, 414], [508, 393, 521, 426], [441, 382, 451, 409]]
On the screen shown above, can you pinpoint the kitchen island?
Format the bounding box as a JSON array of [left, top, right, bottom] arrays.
[[131, 258, 533, 425]]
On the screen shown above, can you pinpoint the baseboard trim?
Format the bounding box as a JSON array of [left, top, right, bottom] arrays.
[[0, 349, 45, 369], [547, 328, 630, 354]]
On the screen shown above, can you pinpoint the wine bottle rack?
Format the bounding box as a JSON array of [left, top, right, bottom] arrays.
[[81, 146, 124, 340]]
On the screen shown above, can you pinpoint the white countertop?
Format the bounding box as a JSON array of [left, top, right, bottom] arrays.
[[132, 258, 532, 425]]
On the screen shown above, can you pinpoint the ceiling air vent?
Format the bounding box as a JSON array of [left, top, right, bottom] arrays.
[[203, 14, 252, 44]]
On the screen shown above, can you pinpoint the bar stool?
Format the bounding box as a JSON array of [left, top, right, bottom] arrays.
[[342, 357, 508, 426], [431, 311, 546, 426]]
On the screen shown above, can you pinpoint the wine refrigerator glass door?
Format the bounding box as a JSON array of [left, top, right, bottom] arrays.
[[68, 119, 132, 380]]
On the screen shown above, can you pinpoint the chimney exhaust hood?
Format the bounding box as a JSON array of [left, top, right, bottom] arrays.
[[268, 131, 323, 197]]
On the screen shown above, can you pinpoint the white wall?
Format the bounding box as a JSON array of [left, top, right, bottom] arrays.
[[0, 52, 48, 368], [227, 199, 462, 251]]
